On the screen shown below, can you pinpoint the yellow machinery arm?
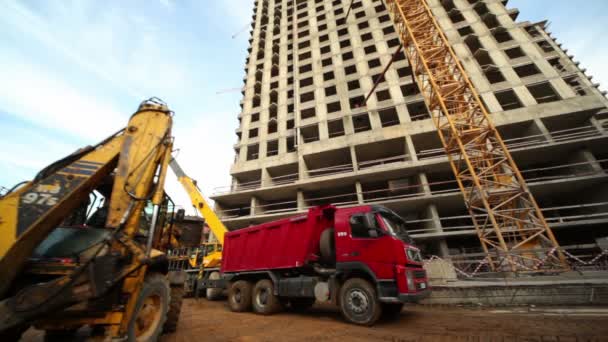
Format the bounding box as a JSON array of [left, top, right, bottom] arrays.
[[169, 158, 227, 245], [0, 98, 179, 339]]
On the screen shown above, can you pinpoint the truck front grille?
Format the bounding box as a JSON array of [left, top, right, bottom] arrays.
[[413, 270, 426, 279]]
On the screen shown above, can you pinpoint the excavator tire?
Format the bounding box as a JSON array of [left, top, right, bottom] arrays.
[[163, 285, 185, 333], [127, 273, 170, 341], [206, 271, 223, 300], [228, 280, 253, 312], [319, 228, 335, 264], [1, 324, 29, 341]]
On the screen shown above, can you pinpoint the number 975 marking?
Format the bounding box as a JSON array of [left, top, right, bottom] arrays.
[[22, 192, 59, 206]]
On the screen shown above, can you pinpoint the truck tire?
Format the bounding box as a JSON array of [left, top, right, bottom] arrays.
[[228, 280, 253, 312], [206, 271, 223, 300], [127, 273, 170, 341], [382, 303, 404, 320], [339, 278, 382, 326], [289, 298, 315, 312], [252, 279, 283, 315], [163, 285, 185, 333], [319, 228, 335, 264]]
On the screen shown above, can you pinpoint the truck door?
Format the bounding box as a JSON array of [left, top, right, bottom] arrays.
[[340, 212, 395, 279]]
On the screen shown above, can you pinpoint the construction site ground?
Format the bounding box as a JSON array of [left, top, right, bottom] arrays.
[[22, 299, 608, 341]]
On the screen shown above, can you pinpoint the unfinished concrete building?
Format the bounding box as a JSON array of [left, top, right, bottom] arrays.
[[212, 0, 608, 262]]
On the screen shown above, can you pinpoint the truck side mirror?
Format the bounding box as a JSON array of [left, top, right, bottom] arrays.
[[175, 208, 185, 223]]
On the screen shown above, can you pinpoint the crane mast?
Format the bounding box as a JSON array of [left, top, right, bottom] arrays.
[[385, 0, 568, 272]]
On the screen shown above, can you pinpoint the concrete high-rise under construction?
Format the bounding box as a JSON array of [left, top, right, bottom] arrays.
[[212, 0, 608, 261]]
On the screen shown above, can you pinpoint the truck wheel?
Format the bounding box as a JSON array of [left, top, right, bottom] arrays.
[[228, 280, 253, 312], [252, 279, 283, 315], [289, 298, 315, 312], [127, 273, 170, 341], [163, 285, 185, 333], [320, 228, 335, 264], [382, 303, 404, 320], [339, 278, 382, 326], [206, 271, 223, 300]]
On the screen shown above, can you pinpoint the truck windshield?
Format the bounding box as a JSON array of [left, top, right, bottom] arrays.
[[378, 211, 413, 244]]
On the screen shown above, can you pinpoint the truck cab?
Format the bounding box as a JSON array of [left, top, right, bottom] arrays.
[[334, 205, 429, 305]]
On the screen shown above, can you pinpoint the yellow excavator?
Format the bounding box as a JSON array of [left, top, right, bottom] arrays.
[[169, 159, 228, 300], [0, 98, 186, 341]]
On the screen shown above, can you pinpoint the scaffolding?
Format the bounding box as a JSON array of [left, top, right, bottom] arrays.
[[385, 0, 568, 272]]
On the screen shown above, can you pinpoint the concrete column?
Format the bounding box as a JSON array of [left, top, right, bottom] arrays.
[[297, 190, 306, 211], [350, 146, 359, 171], [261, 168, 272, 187], [231, 177, 239, 192], [298, 155, 309, 179], [419, 172, 432, 195], [533, 118, 554, 142], [591, 116, 607, 135], [425, 204, 450, 258], [355, 181, 364, 204], [405, 135, 418, 162], [570, 149, 604, 174], [250, 196, 260, 216]]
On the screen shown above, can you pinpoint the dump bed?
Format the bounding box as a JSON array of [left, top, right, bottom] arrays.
[[221, 206, 335, 273]]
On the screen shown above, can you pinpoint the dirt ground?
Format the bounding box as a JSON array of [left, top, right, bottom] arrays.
[[161, 299, 608, 342], [20, 299, 608, 341]]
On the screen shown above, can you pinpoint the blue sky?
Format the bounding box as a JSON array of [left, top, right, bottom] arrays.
[[0, 0, 606, 213]]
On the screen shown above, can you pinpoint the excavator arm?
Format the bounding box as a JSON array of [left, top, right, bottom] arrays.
[[169, 158, 227, 245]]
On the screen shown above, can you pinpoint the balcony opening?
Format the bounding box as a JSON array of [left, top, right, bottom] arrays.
[[300, 107, 316, 120], [328, 118, 345, 138], [483, 66, 506, 84], [246, 144, 259, 160], [300, 91, 314, 103], [504, 46, 525, 59], [349, 96, 365, 109], [481, 13, 500, 29], [287, 119, 294, 130], [542, 111, 597, 142], [361, 176, 421, 202], [327, 101, 341, 113], [537, 40, 555, 53], [514, 63, 542, 78], [401, 83, 420, 97], [379, 108, 400, 127], [458, 26, 473, 37], [268, 119, 278, 134], [300, 124, 320, 143], [448, 9, 465, 24], [287, 136, 296, 152], [527, 82, 561, 104], [492, 27, 513, 43], [352, 113, 372, 133], [496, 120, 545, 150], [473, 1, 489, 16], [407, 101, 431, 121], [249, 128, 258, 139], [267, 139, 279, 157], [251, 113, 260, 122], [269, 103, 278, 119], [495, 89, 523, 111], [548, 58, 567, 73], [300, 77, 313, 87], [304, 184, 358, 208], [348, 80, 360, 91], [564, 76, 587, 96], [355, 137, 409, 169], [464, 35, 482, 54], [412, 131, 444, 160], [269, 90, 278, 104], [267, 162, 299, 186], [304, 147, 353, 178], [255, 194, 298, 215], [376, 89, 392, 102]]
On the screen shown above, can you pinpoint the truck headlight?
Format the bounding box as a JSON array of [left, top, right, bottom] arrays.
[[406, 270, 415, 291]]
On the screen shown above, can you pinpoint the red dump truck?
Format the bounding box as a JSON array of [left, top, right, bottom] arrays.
[[207, 204, 429, 326]]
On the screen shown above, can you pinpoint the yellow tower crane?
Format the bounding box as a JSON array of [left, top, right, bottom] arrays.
[[384, 0, 568, 272]]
